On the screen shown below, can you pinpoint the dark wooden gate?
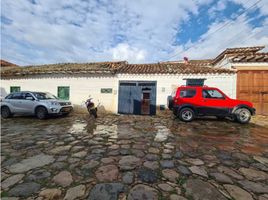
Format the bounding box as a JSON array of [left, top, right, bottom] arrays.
[[118, 81, 156, 115]]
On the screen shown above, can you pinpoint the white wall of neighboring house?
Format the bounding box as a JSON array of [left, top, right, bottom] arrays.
[[215, 57, 233, 69], [0, 73, 236, 113], [215, 58, 268, 70], [232, 63, 268, 68]]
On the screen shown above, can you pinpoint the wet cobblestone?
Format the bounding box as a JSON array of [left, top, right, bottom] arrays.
[[1, 113, 268, 199]]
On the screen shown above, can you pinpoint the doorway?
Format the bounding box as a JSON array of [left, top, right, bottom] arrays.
[[118, 81, 157, 115]]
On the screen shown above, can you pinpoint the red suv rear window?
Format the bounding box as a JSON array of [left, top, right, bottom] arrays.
[[180, 89, 196, 98]]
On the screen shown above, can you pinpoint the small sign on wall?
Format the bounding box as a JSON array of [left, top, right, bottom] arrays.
[[101, 88, 113, 93]]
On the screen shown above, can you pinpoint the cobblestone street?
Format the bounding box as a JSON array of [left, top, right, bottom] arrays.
[[1, 113, 268, 200]]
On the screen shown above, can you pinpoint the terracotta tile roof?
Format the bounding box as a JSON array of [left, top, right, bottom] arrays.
[[188, 59, 213, 66], [117, 63, 233, 74], [231, 53, 268, 63], [1, 61, 234, 77], [165, 46, 266, 66], [161, 59, 212, 66], [213, 46, 265, 64], [0, 59, 19, 67], [1, 61, 126, 77], [224, 46, 264, 54]]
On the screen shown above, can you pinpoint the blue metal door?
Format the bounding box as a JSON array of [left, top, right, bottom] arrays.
[[118, 82, 136, 114], [118, 81, 156, 115], [132, 85, 141, 115]]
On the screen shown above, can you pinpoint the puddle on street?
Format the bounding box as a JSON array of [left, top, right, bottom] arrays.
[[1, 114, 268, 156], [69, 121, 87, 134], [93, 124, 118, 139], [154, 125, 170, 142]]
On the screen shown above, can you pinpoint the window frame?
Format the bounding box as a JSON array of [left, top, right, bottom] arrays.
[[180, 89, 197, 98], [185, 79, 206, 86], [10, 86, 21, 93], [57, 86, 70, 100], [8, 92, 23, 100], [5, 94, 13, 99], [21, 92, 35, 100], [202, 89, 225, 99]]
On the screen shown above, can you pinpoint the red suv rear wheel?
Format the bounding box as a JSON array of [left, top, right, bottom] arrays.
[[179, 108, 195, 122]]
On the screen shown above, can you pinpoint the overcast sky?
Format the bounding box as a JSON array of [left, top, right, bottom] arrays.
[[1, 0, 268, 65]]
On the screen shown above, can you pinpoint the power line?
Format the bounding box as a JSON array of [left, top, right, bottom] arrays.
[[240, 26, 268, 44], [212, 12, 267, 51], [165, 0, 261, 61], [164, 0, 263, 61], [216, 15, 262, 49], [221, 24, 267, 50]]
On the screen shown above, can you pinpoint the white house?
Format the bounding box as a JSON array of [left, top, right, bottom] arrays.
[[3, 46, 268, 115], [1, 60, 235, 115]]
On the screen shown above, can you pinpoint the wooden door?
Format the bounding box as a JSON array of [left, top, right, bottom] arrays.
[[262, 71, 268, 115], [138, 82, 157, 115], [237, 70, 268, 115], [141, 91, 151, 115]]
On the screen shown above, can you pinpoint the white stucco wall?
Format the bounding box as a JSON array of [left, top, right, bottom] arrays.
[[216, 57, 233, 69], [0, 74, 118, 112], [0, 73, 236, 113], [117, 73, 237, 109]]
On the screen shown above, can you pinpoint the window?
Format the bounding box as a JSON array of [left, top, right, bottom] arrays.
[[138, 83, 155, 86], [10, 86, 20, 93], [180, 89, 196, 98], [57, 86, 70, 100], [185, 79, 205, 86], [5, 94, 13, 99], [203, 89, 224, 99], [21, 93, 34, 100], [120, 82, 136, 86], [9, 93, 23, 99], [143, 92, 150, 100], [33, 92, 57, 100]]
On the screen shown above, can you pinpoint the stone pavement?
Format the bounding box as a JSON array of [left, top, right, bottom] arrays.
[[1, 113, 268, 200]]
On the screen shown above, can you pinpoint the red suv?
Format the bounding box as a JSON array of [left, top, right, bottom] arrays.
[[169, 86, 255, 124]]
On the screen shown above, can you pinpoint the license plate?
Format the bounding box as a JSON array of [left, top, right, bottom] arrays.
[[62, 107, 71, 112]]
